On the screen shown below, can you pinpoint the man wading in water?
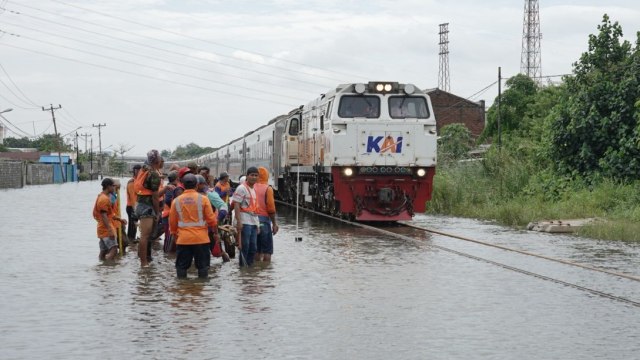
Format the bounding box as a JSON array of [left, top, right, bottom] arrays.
[[93, 178, 127, 260]]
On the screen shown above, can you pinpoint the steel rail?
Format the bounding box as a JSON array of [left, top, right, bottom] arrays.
[[277, 201, 640, 307], [400, 222, 640, 282]]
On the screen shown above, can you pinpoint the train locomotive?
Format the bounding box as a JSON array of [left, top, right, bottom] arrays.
[[180, 81, 437, 221]]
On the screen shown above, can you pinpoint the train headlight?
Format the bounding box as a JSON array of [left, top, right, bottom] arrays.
[[384, 84, 392, 92], [344, 167, 354, 176], [354, 83, 366, 94], [416, 168, 426, 177], [376, 84, 384, 92]]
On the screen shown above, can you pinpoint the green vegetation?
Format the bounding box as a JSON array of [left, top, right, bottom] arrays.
[[429, 15, 640, 242], [2, 134, 72, 152], [161, 142, 215, 160]]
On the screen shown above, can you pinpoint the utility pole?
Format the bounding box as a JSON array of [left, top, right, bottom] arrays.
[[79, 133, 91, 179], [90, 136, 94, 178], [498, 67, 502, 151], [92, 123, 106, 180], [75, 132, 79, 182], [79, 133, 91, 154], [42, 104, 65, 183]]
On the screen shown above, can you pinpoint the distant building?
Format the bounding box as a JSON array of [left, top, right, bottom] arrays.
[[426, 88, 486, 138], [0, 150, 45, 162]]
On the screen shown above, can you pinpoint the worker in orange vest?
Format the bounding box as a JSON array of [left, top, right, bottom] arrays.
[[169, 173, 218, 278], [93, 178, 127, 260], [255, 167, 279, 262]]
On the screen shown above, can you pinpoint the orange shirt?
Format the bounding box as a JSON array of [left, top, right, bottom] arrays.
[[126, 178, 137, 206], [169, 189, 217, 245], [93, 192, 115, 238]]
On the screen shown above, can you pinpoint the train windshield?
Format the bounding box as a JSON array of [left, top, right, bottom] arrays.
[[388, 96, 430, 119], [338, 96, 380, 118]]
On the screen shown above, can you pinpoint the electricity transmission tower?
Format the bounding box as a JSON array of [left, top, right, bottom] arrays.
[[520, 0, 542, 82], [438, 23, 450, 92]]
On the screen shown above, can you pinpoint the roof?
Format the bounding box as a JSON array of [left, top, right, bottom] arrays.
[[425, 88, 485, 107], [39, 155, 71, 164]]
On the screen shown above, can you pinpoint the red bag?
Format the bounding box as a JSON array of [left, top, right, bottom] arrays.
[[211, 239, 222, 257]]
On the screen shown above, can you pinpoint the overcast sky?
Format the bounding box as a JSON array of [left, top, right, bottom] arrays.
[[1, 0, 639, 157]]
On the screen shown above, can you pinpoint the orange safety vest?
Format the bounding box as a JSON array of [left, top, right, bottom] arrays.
[[237, 184, 258, 215], [169, 190, 217, 245], [254, 183, 270, 217]]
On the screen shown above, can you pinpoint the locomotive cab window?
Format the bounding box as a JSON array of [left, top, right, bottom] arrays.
[[338, 96, 380, 118], [388, 96, 430, 119], [289, 118, 299, 135]]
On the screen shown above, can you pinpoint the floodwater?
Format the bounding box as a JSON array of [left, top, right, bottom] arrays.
[[1, 180, 639, 360]]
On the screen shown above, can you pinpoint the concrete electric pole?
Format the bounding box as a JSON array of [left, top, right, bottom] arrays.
[[92, 123, 106, 179], [42, 104, 65, 182]]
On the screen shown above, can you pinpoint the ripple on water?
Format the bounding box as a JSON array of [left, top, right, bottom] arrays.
[[0, 183, 639, 359]]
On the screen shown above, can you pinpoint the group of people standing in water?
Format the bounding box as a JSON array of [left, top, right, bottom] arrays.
[[92, 149, 279, 278]]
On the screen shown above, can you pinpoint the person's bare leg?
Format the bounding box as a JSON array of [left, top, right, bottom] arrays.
[[263, 254, 271, 262], [138, 218, 154, 267], [105, 246, 118, 260], [99, 250, 107, 260]]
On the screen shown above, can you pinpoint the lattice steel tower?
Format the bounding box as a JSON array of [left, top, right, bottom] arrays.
[[520, 0, 542, 81], [438, 23, 450, 92]]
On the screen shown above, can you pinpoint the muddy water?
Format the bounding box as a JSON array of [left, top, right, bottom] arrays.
[[1, 181, 639, 359]]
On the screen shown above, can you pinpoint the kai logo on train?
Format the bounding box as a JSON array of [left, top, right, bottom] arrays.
[[366, 135, 403, 153]]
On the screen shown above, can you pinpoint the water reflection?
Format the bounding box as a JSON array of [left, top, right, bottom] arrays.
[[1, 183, 639, 359]]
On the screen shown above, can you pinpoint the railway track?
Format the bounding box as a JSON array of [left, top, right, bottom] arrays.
[[279, 201, 640, 308]]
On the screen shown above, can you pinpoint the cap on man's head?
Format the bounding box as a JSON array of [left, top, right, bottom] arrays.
[[246, 166, 259, 175], [182, 173, 197, 188], [195, 174, 207, 184], [187, 161, 198, 170], [219, 171, 229, 179], [178, 167, 191, 180], [101, 177, 114, 188], [167, 170, 178, 182]]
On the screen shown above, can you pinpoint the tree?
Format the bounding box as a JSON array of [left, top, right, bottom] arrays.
[[438, 123, 473, 162], [549, 14, 640, 180], [171, 142, 215, 159], [3, 136, 33, 148], [481, 74, 538, 142]]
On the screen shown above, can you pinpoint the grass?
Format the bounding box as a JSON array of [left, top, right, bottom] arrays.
[[426, 159, 640, 242]]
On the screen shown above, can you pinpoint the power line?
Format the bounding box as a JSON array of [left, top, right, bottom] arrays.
[[0, 112, 32, 137], [8, 2, 352, 84], [1, 19, 322, 95], [0, 29, 311, 103], [0, 42, 301, 108], [0, 61, 40, 107], [47, 0, 368, 81], [0, 82, 39, 109]]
